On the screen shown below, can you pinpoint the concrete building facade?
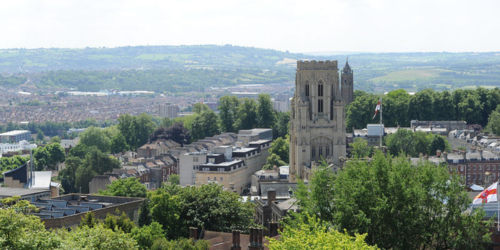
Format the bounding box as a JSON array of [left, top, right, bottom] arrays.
[[289, 60, 349, 181], [0, 130, 31, 143], [158, 104, 179, 118]]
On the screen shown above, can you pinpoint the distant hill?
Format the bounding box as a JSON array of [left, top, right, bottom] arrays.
[[0, 45, 499, 93]]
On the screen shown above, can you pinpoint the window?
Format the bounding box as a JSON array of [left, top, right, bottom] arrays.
[[460, 166, 464, 172], [473, 166, 476, 171], [319, 146, 323, 157], [494, 165, 497, 170], [318, 99, 323, 113], [467, 174, 471, 180], [220, 177, 223, 181], [193, 157, 198, 162], [218, 168, 225, 172], [479, 166, 482, 171], [479, 174, 482, 180], [473, 174, 476, 180], [318, 83, 324, 97], [305, 84, 310, 97], [326, 146, 330, 156], [467, 166, 470, 171], [312, 146, 316, 157], [203, 168, 209, 171], [207, 177, 210, 180], [487, 165, 490, 170]]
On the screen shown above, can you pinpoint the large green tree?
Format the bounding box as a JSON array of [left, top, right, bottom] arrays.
[[234, 98, 258, 130], [98, 177, 148, 198], [79, 126, 111, 153], [294, 151, 492, 249], [218, 95, 240, 132], [257, 94, 275, 128]]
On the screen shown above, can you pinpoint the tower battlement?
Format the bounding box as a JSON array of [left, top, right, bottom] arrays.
[[297, 60, 338, 70]]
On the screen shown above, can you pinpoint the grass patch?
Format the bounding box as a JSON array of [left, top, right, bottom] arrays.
[[370, 69, 440, 83]]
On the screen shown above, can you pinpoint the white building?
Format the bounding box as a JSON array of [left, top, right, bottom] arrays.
[[0, 140, 37, 154], [0, 130, 31, 143]]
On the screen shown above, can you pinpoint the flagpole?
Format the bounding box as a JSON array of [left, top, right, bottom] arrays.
[[379, 97, 382, 148]]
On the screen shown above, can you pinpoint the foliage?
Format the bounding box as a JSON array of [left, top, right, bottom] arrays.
[[58, 156, 82, 193], [149, 122, 191, 146], [0, 196, 38, 214], [267, 213, 378, 250], [0, 155, 29, 174], [272, 111, 290, 139], [138, 199, 152, 227], [117, 113, 157, 150], [168, 174, 180, 185], [79, 126, 111, 153], [57, 224, 139, 250], [294, 151, 492, 249], [37, 129, 45, 142], [0, 208, 61, 250], [149, 183, 255, 239], [103, 210, 136, 233], [262, 153, 286, 170], [218, 95, 240, 132], [151, 237, 210, 250], [45, 143, 66, 169], [485, 106, 500, 135], [130, 222, 164, 250], [98, 177, 147, 198], [350, 137, 372, 158], [234, 98, 258, 130], [75, 165, 96, 194], [79, 212, 99, 229], [33, 146, 50, 170], [110, 132, 129, 154], [257, 94, 276, 128], [272, 136, 289, 162], [191, 109, 220, 141]]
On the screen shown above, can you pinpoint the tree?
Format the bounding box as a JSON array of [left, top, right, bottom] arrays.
[[110, 132, 129, 154], [33, 146, 50, 171], [75, 165, 96, 194], [79, 126, 111, 153], [132, 113, 157, 150], [83, 149, 121, 175], [98, 178, 148, 198], [36, 129, 45, 142], [234, 98, 258, 130], [0, 208, 61, 249], [168, 174, 180, 185], [46, 142, 66, 169], [149, 188, 183, 239], [57, 224, 139, 250], [295, 151, 492, 249], [267, 213, 377, 250], [79, 211, 99, 228], [131, 222, 164, 250], [117, 114, 135, 147], [192, 103, 211, 114], [350, 137, 372, 158], [269, 136, 289, 163], [58, 156, 82, 194], [49, 136, 61, 144], [262, 153, 286, 170], [103, 210, 136, 233], [257, 93, 275, 128], [385, 129, 415, 156], [218, 95, 239, 132], [273, 111, 290, 139], [429, 134, 447, 156], [485, 106, 500, 135], [149, 122, 191, 146], [138, 199, 152, 227]]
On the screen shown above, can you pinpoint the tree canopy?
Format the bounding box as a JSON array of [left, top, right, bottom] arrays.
[[293, 151, 492, 249], [98, 178, 148, 198]]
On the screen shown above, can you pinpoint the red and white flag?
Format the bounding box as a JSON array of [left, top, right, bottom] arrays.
[[473, 181, 498, 204], [373, 100, 381, 119]]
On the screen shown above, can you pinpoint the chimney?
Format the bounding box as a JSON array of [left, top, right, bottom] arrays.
[[248, 227, 264, 250], [189, 227, 198, 240], [269, 222, 279, 237], [231, 230, 241, 250], [267, 189, 276, 205]]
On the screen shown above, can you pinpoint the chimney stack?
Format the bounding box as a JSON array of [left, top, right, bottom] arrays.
[[189, 227, 198, 240], [436, 149, 441, 157], [231, 230, 241, 250], [269, 222, 279, 237], [248, 227, 264, 250], [267, 189, 276, 205]]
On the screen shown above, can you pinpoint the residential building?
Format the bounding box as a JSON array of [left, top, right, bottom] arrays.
[[158, 103, 179, 118]]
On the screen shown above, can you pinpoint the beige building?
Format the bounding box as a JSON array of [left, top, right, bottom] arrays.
[[289, 60, 350, 182], [195, 140, 271, 194]]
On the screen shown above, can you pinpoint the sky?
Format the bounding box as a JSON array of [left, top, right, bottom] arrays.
[[1, 0, 499, 53]]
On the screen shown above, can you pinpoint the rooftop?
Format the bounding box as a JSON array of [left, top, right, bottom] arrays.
[[0, 130, 30, 136]]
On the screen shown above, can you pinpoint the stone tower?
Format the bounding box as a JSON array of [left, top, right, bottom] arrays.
[[289, 60, 347, 182], [341, 59, 354, 105]]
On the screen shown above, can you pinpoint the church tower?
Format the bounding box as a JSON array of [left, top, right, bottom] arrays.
[[341, 59, 354, 105], [289, 61, 347, 182]]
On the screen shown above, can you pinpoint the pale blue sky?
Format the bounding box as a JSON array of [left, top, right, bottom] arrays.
[[1, 0, 498, 53]]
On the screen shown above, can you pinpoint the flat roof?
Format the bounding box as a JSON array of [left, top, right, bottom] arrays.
[[0, 187, 50, 197], [0, 130, 30, 136]]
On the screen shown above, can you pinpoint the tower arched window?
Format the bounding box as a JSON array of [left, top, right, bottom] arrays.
[[318, 82, 323, 97], [312, 146, 316, 157], [319, 146, 323, 157], [305, 84, 309, 97], [326, 145, 330, 156], [318, 99, 323, 113]]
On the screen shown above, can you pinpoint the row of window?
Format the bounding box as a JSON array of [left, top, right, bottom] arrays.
[[463, 173, 499, 180], [450, 165, 498, 172], [304, 83, 324, 97], [312, 146, 330, 158], [207, 176, 223, 181]]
